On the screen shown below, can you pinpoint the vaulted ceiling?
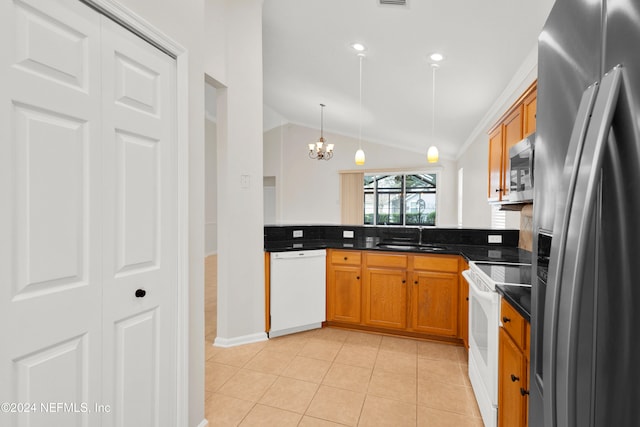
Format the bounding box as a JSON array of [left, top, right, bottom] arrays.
[[261, 0, 555, 159]]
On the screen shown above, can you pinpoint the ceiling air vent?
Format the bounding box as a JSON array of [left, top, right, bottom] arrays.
[[379, 0, 407, 6]]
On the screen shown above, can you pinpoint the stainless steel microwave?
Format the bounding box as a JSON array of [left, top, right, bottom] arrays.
[[508, 133, 534, 202]]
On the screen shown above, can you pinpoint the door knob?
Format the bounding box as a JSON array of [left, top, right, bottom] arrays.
[[135, 289, 146, 298]]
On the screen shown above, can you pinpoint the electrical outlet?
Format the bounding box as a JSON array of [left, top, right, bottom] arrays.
[[343, 230, 354, 238], [488, 235, 502, 244], [293, 230, 303, 238]]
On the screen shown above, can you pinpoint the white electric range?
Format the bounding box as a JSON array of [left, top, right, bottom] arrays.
[[462, 261, 531, 427]]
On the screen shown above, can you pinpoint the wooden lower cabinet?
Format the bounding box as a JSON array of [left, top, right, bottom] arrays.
[[410, 270, 457, 336], [498, 299, 530, 427], [363, 268, 407, 329], [363, 252, 408, 330], [326, 250, 465, 342], [326, 250, 362, 324]]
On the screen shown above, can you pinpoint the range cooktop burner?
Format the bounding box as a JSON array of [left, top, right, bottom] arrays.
[[474, 262, 532, 286]]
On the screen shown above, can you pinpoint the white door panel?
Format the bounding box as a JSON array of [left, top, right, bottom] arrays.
[[1, 1, 178, 426], [1, 1, 102, 426], [100, 16, 177, 427]]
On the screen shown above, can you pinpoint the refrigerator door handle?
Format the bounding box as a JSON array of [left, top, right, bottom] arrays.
[[547, 66, 623, 427], [543, 80, 600, 427]]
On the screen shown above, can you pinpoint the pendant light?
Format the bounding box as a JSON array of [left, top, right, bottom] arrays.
[[308, 104, 334, 160], [354, 52, 366, 165], [427, 62, 440, 163]]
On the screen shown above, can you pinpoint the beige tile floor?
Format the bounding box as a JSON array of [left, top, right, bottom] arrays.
[[204, 255, 484, 427]]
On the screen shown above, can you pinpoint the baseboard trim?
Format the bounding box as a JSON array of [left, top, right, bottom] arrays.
[[214, 332, 268, 348], [196, 419, 209, 427]]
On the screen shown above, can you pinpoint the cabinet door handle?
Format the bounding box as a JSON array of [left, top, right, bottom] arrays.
[[502, 316, 511, 323], [135, 289, 146, 298], [344, 257, 348, 261], [356, 276, 360, 280], [402, 280, 406, 284], [510, 374, 520, 382], [414, 281, 418, 285], [520, 388, 530, 396]]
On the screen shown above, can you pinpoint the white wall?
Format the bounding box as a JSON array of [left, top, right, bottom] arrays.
[[205, 117, 217, 255], [211, 0, 266, 347], [456, 45, 539, 229], [264, 123, 458, 226], [456, 133, 492, 227]]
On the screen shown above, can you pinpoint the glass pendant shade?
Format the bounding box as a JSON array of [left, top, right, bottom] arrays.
[[427, 145, 439, 163], [354, 53, 366, 166]]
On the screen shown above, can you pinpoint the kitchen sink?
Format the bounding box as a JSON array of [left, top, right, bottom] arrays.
[[376, 243, 448, 252], [376, 243, 422, 251], [418, 245, 447, 251]]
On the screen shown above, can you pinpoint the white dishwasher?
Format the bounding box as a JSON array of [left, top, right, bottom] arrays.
[[269, 249, 326, 338]]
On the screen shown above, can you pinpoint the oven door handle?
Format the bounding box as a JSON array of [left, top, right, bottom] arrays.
[[462, 270, 493, 303]]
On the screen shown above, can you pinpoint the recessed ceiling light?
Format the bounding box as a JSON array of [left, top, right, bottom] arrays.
[[429, 53, 444, 62], [351, 43, 366, 52]]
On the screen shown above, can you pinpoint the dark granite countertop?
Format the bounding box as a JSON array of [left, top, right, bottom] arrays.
[[265, 238, 531, 265], [496, 284, 532, 322]]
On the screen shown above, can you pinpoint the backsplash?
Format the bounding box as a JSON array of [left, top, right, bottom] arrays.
[[519, 204, 533, 251], [265, 225, 521, 248]]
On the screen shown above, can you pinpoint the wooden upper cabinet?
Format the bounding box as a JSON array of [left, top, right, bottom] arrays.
[[502, 105, 524, 200], [504, 104, 524, 152], [488, 125, 504, 201], [523, 88, 537, 136], [487, 80, 536, 203]]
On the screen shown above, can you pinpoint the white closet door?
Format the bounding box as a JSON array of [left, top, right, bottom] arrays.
[[1, 1, 179, 426], [0, 0, 103, 426], [99, 16, 178, 427]]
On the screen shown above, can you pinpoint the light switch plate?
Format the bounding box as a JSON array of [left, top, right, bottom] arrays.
[[293, 230, 303, 238], [488, 235, 502, 244], [343, 230, 354, 238]]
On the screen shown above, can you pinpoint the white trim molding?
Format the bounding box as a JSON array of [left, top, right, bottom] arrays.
[[455, 43, 538, 160], [214, 332, 269, 348], [80, 1, 190, 425]]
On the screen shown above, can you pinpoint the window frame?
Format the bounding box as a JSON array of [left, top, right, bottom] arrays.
[[364, 171, 439, 227]]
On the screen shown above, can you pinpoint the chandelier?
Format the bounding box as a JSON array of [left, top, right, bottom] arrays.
[[308, 103, 334, 160]]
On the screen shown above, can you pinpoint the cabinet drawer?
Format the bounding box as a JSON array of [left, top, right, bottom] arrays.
[[365, 252, 408, 269], [501, 299, 525, 349], [412, 254, 459, 272], [330, 250, 361, 266]]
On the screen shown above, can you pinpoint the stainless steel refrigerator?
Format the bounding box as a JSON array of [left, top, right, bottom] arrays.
[[531, 0, 640, 426]]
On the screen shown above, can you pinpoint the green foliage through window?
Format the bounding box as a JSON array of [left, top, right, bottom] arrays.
[[364, 173, 437, 226]]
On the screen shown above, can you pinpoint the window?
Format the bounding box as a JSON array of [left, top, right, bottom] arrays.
[[364, 173, 437, 226]]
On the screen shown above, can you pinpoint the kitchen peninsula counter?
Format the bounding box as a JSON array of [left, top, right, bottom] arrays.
[[264, 225, 532, 265]]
